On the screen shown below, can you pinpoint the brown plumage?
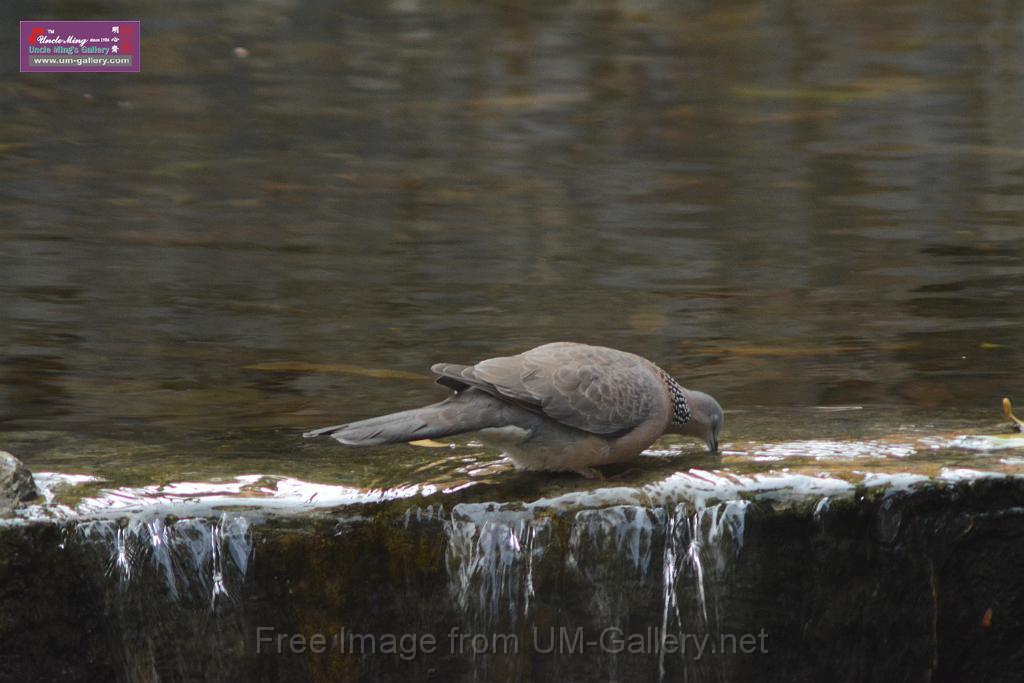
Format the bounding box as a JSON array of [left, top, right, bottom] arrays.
[[304, 342, 723, 477]]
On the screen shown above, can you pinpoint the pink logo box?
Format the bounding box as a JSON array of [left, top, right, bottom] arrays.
[[20, 20, 140, 73]]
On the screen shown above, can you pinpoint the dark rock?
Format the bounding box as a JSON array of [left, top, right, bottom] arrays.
[[0, 451, 37, 515]]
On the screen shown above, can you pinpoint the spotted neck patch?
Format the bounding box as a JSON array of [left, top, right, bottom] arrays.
[[660, 371, 691, 424]]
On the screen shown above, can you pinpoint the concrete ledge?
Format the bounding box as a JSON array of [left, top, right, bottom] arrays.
[[1, 471, 1023, 682]]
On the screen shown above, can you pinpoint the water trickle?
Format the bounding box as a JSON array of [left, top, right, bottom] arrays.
[[444, 504, 551, 628], [223, 515, 252, 576], [209, 521, 229, 606], [684, 513, 708, 628], [814, 496, 831, 523], [561, 505, 666, 680], [659, 506, 682, 681], [71, 513, 254, 606], [877, 496, 903, 544], [658, 499, 750, 681], [704, 500, 749, 558], [146, 517, 178, 597], [112, 522, 139, 582], [404, 503, 446, 528], [567, 506, 663, 575]]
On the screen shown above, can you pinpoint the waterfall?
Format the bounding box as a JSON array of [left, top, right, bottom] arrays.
[[440, 497, 751, 681], [71, 513, 254, 605]]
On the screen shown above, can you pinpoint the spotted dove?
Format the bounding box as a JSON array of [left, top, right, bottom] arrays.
[[304, 342, 723, 477]]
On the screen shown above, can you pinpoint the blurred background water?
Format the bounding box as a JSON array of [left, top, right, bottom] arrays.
[[2, 0, 1023, 487]]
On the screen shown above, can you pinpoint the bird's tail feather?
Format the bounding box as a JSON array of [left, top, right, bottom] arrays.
[[303, 396, 497, 446]]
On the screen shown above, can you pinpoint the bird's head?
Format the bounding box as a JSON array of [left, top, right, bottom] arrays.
[[668, 387, 723, 453]]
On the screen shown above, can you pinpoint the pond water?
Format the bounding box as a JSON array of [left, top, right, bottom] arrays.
[[2, 0, 1024, 499]]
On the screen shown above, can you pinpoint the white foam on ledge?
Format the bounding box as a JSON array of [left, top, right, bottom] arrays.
[[78, 475, 438, 514], [527, 469, 857, 511], [13, 474, 443, 522], [726, 433, 1024, 461], [747, 439, 918, 459], [944, 434, 1024, 451], [11, 442, 1024, 525], [32, 472, 104, 504], [939, 468, 1008, 482], [858, 472, 931, 491]]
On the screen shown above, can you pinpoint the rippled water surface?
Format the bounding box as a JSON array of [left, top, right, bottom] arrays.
[[2, 0, 1024, 496]]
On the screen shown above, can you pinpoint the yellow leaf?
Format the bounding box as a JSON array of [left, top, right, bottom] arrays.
[[1003, 398, 1024, 431]]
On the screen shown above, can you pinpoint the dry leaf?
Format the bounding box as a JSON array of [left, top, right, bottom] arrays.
[[1002, 398, 1024, 432]]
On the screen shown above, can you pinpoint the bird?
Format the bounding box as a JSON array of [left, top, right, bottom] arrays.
[[303, 342, 723, 478]]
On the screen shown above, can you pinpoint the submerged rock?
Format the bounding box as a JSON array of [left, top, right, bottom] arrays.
[[0, 451, 37, 515]]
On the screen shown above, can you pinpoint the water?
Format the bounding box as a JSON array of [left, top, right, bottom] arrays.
[[2, 0, 1024, 496], [72, 513, 253, 604]]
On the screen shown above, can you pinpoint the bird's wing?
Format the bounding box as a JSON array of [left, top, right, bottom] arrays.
[[431, 342, 663, 436]]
